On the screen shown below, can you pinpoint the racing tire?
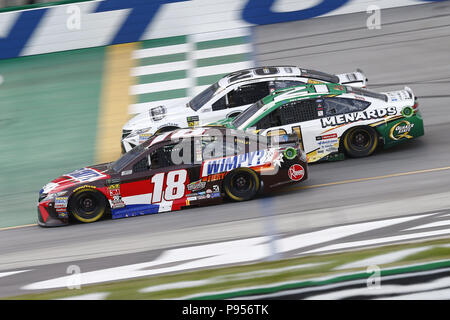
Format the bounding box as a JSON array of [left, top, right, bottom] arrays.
[[342, 126, 379, 158], [223, 168, 260, 201], [68, 188, 107, 223]]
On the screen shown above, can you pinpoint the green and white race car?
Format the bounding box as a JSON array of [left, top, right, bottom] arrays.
[[212, 83, 424, 163]]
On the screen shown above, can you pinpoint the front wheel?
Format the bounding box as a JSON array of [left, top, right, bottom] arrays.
[[68, 188, 107, 223], [342, 126, 379, 158], [223, 168, 260, 201]]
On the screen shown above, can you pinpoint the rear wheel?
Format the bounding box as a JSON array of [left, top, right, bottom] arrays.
[[342, 126, 379, 158], [68, 188, 107, 223], [223, 168, 260, 201]]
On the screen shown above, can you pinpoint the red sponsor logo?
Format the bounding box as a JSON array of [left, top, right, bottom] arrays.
[[322, 133, 338, 140], [288, 164, 305, 181]]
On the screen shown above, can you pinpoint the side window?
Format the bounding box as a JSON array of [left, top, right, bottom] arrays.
[[149, 143, 189, 169], [226, 82, 270, 108], [322, 97, 370, 117], [279, 99, 319, 125], [255, 109, 282, 130], [133, 156, 150, 173], [211, 95, 227, 111], [273, 80, 305, 91]]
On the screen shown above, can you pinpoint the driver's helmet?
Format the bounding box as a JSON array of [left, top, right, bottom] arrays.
[[268, 81, 277, 94]]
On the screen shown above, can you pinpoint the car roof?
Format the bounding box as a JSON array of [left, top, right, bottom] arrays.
[[264, 83, 348, 105], [143, 126, 259, 148], [217, 66, 303, 88]]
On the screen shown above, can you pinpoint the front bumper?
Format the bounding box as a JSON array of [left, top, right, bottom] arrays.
[[37, 202, 69, 227]]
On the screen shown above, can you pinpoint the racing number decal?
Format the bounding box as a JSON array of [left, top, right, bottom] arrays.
[[150, 170, 187, 203]]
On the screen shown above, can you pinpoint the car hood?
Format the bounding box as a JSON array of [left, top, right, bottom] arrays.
[[40, 164, 111, 195], [123, 98, 192, 132]]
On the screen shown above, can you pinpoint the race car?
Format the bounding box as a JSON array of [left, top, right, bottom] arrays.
[[38, 127, 308, 227], [212, 83, 424, 163], [121, 66, 367, 152]]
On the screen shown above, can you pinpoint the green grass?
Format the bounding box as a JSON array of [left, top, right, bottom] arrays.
[[7, 237, 450, 300]]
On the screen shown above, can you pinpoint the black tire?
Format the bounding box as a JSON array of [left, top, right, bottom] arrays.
[[68, 188, 107, 223], [342, 126, 379, 158], [223, 168, 260, 201]]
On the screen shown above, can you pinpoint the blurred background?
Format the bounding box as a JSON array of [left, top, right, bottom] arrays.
[[1, 0, 450, 300]]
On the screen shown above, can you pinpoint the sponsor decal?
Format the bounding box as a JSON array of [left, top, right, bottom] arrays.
[[401, 106, 414, 118], [213, 185, 220, 193], [288, 164, 305, 181], [307, 79, 323, 84], [73, 185, 97, 193], [200, 150, 272, 177], [108, 184, 126, 209], [121, 170, 133, 176], [187, 180, 206, 192], [316, 133, 338, 141], [42, 182, 59, 194], [211, 192, 221, 198], [320, 107, 397, 128], [67, 168, 106, 183], [139, 133, 152, 143], [187, 116, 200, 128], [390, 120, 414, 141], [54, 197, 68, 213]]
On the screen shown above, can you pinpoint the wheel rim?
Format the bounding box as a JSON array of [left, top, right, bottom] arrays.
[[231, 173, 252, 192], [78, 195, 97, 215], [350, 129, 371, 151]]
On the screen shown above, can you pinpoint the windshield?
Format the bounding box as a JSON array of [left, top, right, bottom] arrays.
[[301, 69, 340, 83], [111, 143, 147, 172], [188, 82, 220, 111], [232, 99, 265, 128]]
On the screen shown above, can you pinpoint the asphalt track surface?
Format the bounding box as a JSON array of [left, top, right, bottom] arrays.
[[1, 2, 450, 297]]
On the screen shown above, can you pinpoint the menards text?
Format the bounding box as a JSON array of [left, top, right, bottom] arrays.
[[320, 107, 397, 128]]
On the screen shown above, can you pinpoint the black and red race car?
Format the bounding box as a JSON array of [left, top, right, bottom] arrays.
[[37, 127, 308, 227]]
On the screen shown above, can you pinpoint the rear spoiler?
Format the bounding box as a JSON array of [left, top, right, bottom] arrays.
[[404, 86, 416, 100]]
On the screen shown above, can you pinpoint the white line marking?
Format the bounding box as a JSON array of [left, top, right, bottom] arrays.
[[307, 276, 450, 300], [407, 219, 450, 231], [191, 28, 250, 42], [131, 61, 189, 77], [193, 61, 253, 78], [0, 270, 30, 279], [130, 78, 190, 95], [193, 44, 252, 60], [334, 246, 432, 270], [279, 213, 434, 253], [377, 288, 450, 300], [304, 229, 450, 254], [132, 43, 189, 59], [57, 292, 110, 300], [140, 262, 326, 293]]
